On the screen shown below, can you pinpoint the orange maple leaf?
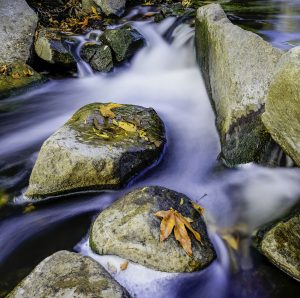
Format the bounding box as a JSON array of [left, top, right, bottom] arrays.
[[154, 208, 202, 256]]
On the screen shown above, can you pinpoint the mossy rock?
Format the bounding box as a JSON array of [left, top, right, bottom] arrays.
[[7, 251, 130, 298], [90, 186, 216, 273], [0, 61, 44, 100], [26, 103, 166, 198]]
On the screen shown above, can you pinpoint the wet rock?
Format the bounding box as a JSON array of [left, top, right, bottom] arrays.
[[0, 61, 43, 100], [90, 186, 216, 273], [262, 46, 300, 166], [35, 27, 75, 67], [26, 103, 166, 198], [100, 26, 145, 63], [94, 0, 126, 17], [195, 4, 283, 166], [0, 0, 38, 64], [254, 206, 300, 281], [81, 43, 113, 72], [8, 250, 130, 298]]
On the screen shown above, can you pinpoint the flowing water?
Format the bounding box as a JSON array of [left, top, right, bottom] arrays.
[[0, 3, 300, 298]]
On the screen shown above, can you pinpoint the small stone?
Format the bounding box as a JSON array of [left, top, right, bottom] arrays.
[[7, 251, 130, 298], [90, 186, 216, 273], [93, 0, 126, 17]]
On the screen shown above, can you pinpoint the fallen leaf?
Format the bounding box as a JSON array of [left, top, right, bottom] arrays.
[[23, 204, 36, 214], [12, 72, 21, 79], [120, 260, 129, 271], [117, 121, 137, 132], [180, 198, 184, 205], [23, 68, 34, 77], [0, 64, 7, 74], [99, 103, 122, 119], [191, 201, 205, 215], [222, 234, 239, 250], [154, 208, 202, 256]]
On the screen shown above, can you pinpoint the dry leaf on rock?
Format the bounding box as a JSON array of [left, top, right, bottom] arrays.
[[120, 260, 129, 271], [99, 103, 122, 119], [154, 208, 202, 256]]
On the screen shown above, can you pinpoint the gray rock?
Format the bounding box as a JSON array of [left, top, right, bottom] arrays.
[[195, 4, 283, 166], [262, 46, 300, 166], [35, 27, 75, 66], [0, 0, 38, 64], [254, 206, 300, 281], [81, 43, 113, 72], [90, 186, 216, 273], [8, 250, 130, 298], [26, 103, 166, 198], [94, 0, 126, 16], [101, 27, 145, 63], [0, 61, 43, 100]]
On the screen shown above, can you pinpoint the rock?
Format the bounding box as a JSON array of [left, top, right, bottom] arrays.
[[195, 4, 283, 166], [35, 27, 75, 67], [26, 103, 166, 198], [90, 186, 216, 273], [262, 46, 300, 166], [0, 0, 38, 64], [0, 61, 43, 100], [81, 43, 113, 72], [7, 250, 130, 298], [101, 26, 145, 63], [93, 0, 126, 17], [254, 206, 300, 281]]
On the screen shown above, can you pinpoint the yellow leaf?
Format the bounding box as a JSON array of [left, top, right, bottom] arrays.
[[222, 234, 239, 250], [99, 103, 122, 119], [154, 208, 202, 256], [91, 6, 98, 15], [180, 198, 184, 205], [117, 121, 137, 132], [120, 260, 129, 271], [191, 201, 205, 215], [0, 64, 7, 74], [23, 204, 36, 214], [12, 72, 21, 79], [23, 68, 34, 77]]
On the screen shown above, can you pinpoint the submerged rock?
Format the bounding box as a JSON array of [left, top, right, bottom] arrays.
[[254, 206, 300, 281], [0, 61, 43, 99], [81, 43, 113, 72], [93, 0, 126, 16], [26, 103, 166, 198], [195, 4, 283, 166], [262, 46, 300, 166], [34, 27, 75, 67], [0, 0, 38, 64], [100, 27, 145, 63], [90, 186, 216, 273], [8, 251, 130, 298]]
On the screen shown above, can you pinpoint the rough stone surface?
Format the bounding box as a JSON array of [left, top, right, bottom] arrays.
[[0, 0, 38, 64], [262, 46, 300, 166], [8, 251, 130, 298], [254, 207, 300, 281], [81, 43, 113, 72], [101, 27, 145, 63], [90, 186, 216, 273], [35, 27, 75, 66], [195, 4, 283, 166], [26, 103, 166, 198], [94, 0, 126, 16], [0, 61, 43, 100]]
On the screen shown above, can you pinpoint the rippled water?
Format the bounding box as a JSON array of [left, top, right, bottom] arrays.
[[0, 4, 300, 298]]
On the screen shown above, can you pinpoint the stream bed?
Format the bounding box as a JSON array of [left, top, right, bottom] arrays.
[[0, 2, 300, 297]]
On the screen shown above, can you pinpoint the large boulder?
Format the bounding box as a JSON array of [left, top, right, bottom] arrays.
[[93, 0, 127, 17], [34, 27, 75, 67], [26, 103, 166, 198], [254, 206, 300, 281], [90, 186, 216, 273], [8, 251, 130, 298], [0, 61, 43, 100], [195, 4, 283, 166], [0, 0, 38, 64], [262, 47, 300, 166]]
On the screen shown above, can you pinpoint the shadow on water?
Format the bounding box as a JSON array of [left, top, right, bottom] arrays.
[[0, 6, 300, 298]]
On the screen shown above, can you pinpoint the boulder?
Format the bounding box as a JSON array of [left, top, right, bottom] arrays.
[[195, 4, 283, 166], [26, 103, 166, 198], [34, 27, 75, 67], [100, 27, 145, 63], [8, 251, 130, 298], [0, 0, 38, 64], [0, 61, 43, 100], [262, 46, 300, 166], [90, 186, 216, 273], [81, 43, 113, 72], [254, 206, 300, 281], [93, 0, 126, 17]]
